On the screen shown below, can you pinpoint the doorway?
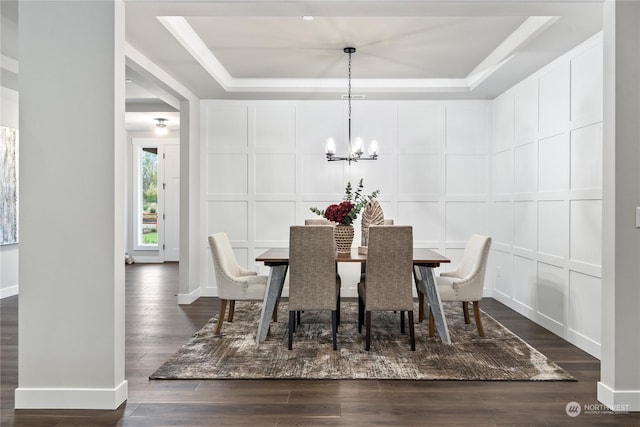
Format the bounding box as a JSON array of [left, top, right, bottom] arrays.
[[131, 138, 180, 262]]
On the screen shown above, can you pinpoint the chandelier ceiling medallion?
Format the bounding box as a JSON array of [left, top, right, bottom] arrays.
[[325, 47, 378, 164]]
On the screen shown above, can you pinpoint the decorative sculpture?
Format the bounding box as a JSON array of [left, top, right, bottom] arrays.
[[358, 199, 385, 254]]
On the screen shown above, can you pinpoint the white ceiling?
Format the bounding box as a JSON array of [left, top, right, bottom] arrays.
[[1, 1, 604, 128], [124, 0, 604, 102]]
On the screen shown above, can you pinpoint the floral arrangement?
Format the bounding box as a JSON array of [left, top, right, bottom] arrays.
[[310, 179, 380, 226]]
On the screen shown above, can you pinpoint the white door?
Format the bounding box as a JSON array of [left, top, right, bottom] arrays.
[[163, 144, 180, 261]]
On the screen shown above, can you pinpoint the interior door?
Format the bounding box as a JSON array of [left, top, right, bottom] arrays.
[[163, 144, 180, 262]]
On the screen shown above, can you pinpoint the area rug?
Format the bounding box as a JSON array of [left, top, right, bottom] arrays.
[[150, 301, 575, 381]]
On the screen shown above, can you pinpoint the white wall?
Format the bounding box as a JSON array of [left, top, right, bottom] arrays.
[[201, 99, 491, 297], [490, 33, 603, 357], [1, 86, 19, 299]]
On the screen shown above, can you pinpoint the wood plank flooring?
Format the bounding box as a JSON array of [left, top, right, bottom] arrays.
[[2, 263, 639, 426]]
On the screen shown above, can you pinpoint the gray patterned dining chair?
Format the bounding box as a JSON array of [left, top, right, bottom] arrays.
[[358, 225, 415, 351], [208, 232, 273, 335], [288, 225, 340, 350]]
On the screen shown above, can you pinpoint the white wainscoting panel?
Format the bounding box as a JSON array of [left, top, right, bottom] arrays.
[[493, 249, 513, 298], [207, 201, 248, 241], [570, 42, 603, 128], [493, 201, 513, 246], [398, 155, 440, 196], [538, 133, 569, 192], [446, 202, 487, 243], [514, 77, 539, 145], [513, 255, 536, 311], [538, 61, 570, 140], [397, 104, 442, 153], [537, 262, 567, 326], [445, 103, 489, 154], [571, 123, 603, 191], [493, 150, 513, 195], [570, 200, 602, 266], [513, 201, 536, 251], [493, 95, 514, 153], [205, 105, 248, 151], [514, 142, 538, 194], [255, 201, 296, 242], [254, 104, 296, 152], [207, 154, 248, 194], [568, 271, 601, 344], [397, 201, 445, 243], [538, 201, 569, 259], [255, 154, 296, 195], [490, 33, 603, 358], [446, 155, 487, 195]]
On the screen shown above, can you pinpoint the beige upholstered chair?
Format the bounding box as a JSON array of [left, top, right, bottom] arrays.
[[431, 234, 492, 337], [305, 219, 334, 225], [288, 225, 340, 350], [208, 233, 271, 335], [358, 225, 415, 351]]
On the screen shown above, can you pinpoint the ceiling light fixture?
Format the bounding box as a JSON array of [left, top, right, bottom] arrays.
[[326, 47, 378, 164], [302, 15, 314, 21], [154, 118, 168, 136]]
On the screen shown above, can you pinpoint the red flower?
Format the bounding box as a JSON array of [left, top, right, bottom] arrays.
[[324, 201, 354, 224]]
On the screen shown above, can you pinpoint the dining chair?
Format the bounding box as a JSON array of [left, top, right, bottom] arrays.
[[429, 234, 492, 337], [288, 225, 340, 350], [208, 233, 273, 335], [305, 219, 334, 225], [358, 225, 415, 351]]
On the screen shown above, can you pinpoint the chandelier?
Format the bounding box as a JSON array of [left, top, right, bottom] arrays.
[[325, 47, 378, 164]]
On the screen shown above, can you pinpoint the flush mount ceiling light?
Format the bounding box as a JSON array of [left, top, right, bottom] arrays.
[[325, 47, 378, 164], [154, 118, 168, 136], [301, 15, 314, 21]]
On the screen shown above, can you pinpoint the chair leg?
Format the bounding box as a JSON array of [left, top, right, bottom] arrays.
[[400, 311, 405, 334], [296, 310, 301, 326], [272, 300, 278, 322], [462, 301, 470, 324], [288, 311, 295, 350], [358, 294, 364, 333], [428, 307, 435, 337], [336, 289, 341, 327], [408, 310, 416, 351], [473, 301, 485, 337], [227, 300, 236, 322], [418, 291, 424, 323], [331, 310, 337, 351], [215, 299, 227, 335], [365, 311, 372, 351]]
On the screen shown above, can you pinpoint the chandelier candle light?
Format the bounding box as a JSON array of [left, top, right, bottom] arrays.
[[325, 47, 379, 164]]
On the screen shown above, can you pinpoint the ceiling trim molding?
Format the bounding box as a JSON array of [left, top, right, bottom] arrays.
[[125, 42, 198, 104], [158, 13, 559, 95]]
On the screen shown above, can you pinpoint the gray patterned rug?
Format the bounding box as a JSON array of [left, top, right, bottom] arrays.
[[150, 301, 575, 381]]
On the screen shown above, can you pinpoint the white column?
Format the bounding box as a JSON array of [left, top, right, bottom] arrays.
[[178, 99, 202, 304], [599, 0, 640, 412], [15, 1, 127, 409]]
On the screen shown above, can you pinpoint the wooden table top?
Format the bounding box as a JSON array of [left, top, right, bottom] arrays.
[[256, 248, 450, 266]]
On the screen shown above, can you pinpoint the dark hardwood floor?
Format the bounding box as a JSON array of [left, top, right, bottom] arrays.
[[2, 263, 639, 426]]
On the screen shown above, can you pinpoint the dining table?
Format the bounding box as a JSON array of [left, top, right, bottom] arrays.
[[255, 248, 451, 345]]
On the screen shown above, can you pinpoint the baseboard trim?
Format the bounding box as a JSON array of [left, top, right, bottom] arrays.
[[15, 380, 128, 410], [177, 287, 201, 305], [598, 381, 640, 412], [0, 284, 19, 299]]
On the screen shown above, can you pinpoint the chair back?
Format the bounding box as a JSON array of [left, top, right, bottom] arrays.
[[365, 225, 414, 311], [305, 219, 334, 225], [208, 232, 242, 280], [458, 234, 492, 280], [288, 226, 338, 311]]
